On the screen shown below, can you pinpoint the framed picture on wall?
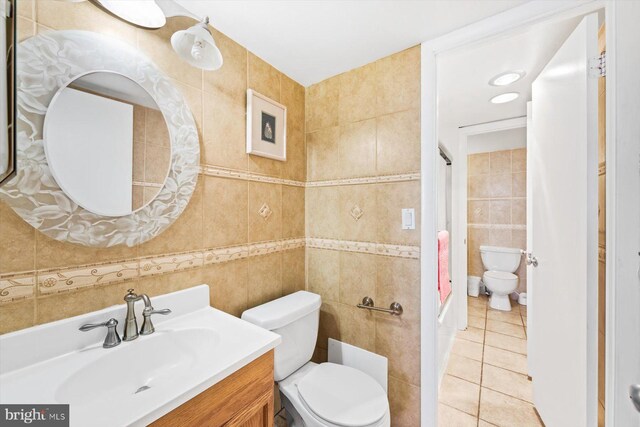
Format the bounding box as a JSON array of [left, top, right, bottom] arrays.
[[246, 89, 287, 161]]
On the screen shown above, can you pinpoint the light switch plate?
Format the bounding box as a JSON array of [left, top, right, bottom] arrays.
[[402, 208, 415, 230]]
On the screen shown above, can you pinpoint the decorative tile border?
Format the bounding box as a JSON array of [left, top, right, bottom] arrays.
[[38, 261, 139, 295], [306, 172, 421, 187], [200, 165, 420, 188], [139, 252, 203, 277], [0, 236, 417, 303], [204, 245, 249, 265], [306, 238, 420, 259], [200, 165, 304, 187], [0, 273, 35, 302]]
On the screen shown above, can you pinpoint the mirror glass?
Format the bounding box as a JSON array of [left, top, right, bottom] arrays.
[[44, 71, 171, 217]]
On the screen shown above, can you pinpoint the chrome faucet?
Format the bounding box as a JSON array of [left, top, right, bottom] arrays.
[[123, 289, 171, 341]]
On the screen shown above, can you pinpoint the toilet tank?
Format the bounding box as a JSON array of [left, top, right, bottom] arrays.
[[242, 291, 321, 381], [479, 245, 522, 273]]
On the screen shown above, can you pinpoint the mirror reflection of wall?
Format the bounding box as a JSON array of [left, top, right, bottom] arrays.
[[44, 71, 171, 217]]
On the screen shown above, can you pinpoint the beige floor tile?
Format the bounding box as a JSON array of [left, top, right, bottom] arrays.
[[486, 320, 526, 339], [468, 296, 488, 307], [485, 331, 527, 355], [469, 305, 487, 318], [479, 388, 543, 427], [487, 309, 523, 326], [438, 403, 478, 427], [446, 353, 482, 384], [478, 421, 498, 427], [451, 337, 484, 362], [468, 315, 486, 329], [482, 364, 533, 403], [458, 326, 485, 344], [483, 346, 528, 375], [439, 375, 480, 417]]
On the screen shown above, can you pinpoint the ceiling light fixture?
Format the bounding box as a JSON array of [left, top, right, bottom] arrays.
[[90, 0, 167, 29], [489, 70, 526, 86], [490, 92, 519, 104], [171, 17, 223, 71]]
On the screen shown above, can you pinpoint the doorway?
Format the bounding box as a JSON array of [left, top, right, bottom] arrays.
[[427, 7, 605, 426]]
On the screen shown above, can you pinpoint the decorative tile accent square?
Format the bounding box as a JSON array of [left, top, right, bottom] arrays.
[[258, 203, 273, 220], [349, 204, 364, 221]]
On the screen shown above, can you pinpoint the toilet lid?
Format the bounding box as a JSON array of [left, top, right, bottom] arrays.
[[484, 271, 518, 280], [297, 363, 388, 427]]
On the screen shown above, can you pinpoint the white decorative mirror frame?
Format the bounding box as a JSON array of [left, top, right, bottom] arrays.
[[0, 30, 200, 247]]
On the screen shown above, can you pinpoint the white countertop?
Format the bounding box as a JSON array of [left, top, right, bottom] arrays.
[[0, 285, 281, 426]]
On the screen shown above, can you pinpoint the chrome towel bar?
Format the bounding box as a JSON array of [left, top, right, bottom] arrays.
[[357, 296, 403, 316]]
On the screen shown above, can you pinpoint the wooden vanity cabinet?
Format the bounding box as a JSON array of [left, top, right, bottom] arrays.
[[151, 350, 275, 427]]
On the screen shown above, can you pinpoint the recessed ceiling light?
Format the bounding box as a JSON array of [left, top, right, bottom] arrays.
[[489, 71, 526, 86], [490, 92, 519, 104]]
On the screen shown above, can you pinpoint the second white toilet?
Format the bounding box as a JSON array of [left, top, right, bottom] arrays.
[[480, 245, 523, 311], [242, 291, 390, 427]]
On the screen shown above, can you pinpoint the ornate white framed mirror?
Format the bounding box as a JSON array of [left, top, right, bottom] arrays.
[[0, 30, 200, 247]]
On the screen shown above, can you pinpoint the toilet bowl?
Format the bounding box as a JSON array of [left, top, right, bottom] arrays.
[[479, 245, 523, 311], [242, 291, 390, 427], [483, 270, 519, 311]]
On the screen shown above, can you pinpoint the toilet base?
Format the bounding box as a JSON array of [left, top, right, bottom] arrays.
[[489, 293, 512, 311]]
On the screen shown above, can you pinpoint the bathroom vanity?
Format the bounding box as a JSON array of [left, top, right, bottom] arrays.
[[0, 285, 281, 427]]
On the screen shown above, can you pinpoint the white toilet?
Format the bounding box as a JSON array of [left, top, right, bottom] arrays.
[[479, 245, 523, 311], [242, 291, 391, 427]]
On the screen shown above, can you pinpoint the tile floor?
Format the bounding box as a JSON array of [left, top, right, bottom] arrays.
[[439, 294, 544, 427]]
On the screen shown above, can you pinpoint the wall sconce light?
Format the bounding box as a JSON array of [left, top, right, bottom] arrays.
[[171, 17, 223, 71]]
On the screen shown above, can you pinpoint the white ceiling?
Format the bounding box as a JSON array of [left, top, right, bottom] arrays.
[[437, 15, 580, 150], [177, 0, 529, 86], [468, 128, 527, 154]]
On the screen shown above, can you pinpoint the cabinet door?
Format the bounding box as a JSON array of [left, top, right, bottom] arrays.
[[225, 391, 273, 427]]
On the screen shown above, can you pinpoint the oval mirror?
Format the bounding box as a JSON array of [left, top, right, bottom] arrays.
[[44, 71, 171, 217]]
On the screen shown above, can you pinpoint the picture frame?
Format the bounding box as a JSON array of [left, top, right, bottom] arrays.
[[246, 89, 286, 161]]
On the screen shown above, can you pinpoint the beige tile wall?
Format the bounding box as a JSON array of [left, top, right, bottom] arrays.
[[467, 148, 527, 292], [0, 0, 306, 331], [305, 46, 422, 426], [3, 3, 424, 424]]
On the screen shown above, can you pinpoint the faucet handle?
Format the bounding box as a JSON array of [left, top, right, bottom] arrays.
[[140, 307, 171, 335], [79, 318, 121, 348], [124, 288, 138, 302]]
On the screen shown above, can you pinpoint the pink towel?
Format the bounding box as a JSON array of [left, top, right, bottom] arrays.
[[438, 230, 451, 304]]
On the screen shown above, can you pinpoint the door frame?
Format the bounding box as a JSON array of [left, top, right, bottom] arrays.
[[453, 116, 527, 332], [419, 1, 635, 425]]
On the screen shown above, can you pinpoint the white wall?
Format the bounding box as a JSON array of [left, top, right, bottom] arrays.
[[467, 127, 526, 154]]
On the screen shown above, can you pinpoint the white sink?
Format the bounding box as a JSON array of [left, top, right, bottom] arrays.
[[56, 328, 220, 405], [0, 285, 280, 427]]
